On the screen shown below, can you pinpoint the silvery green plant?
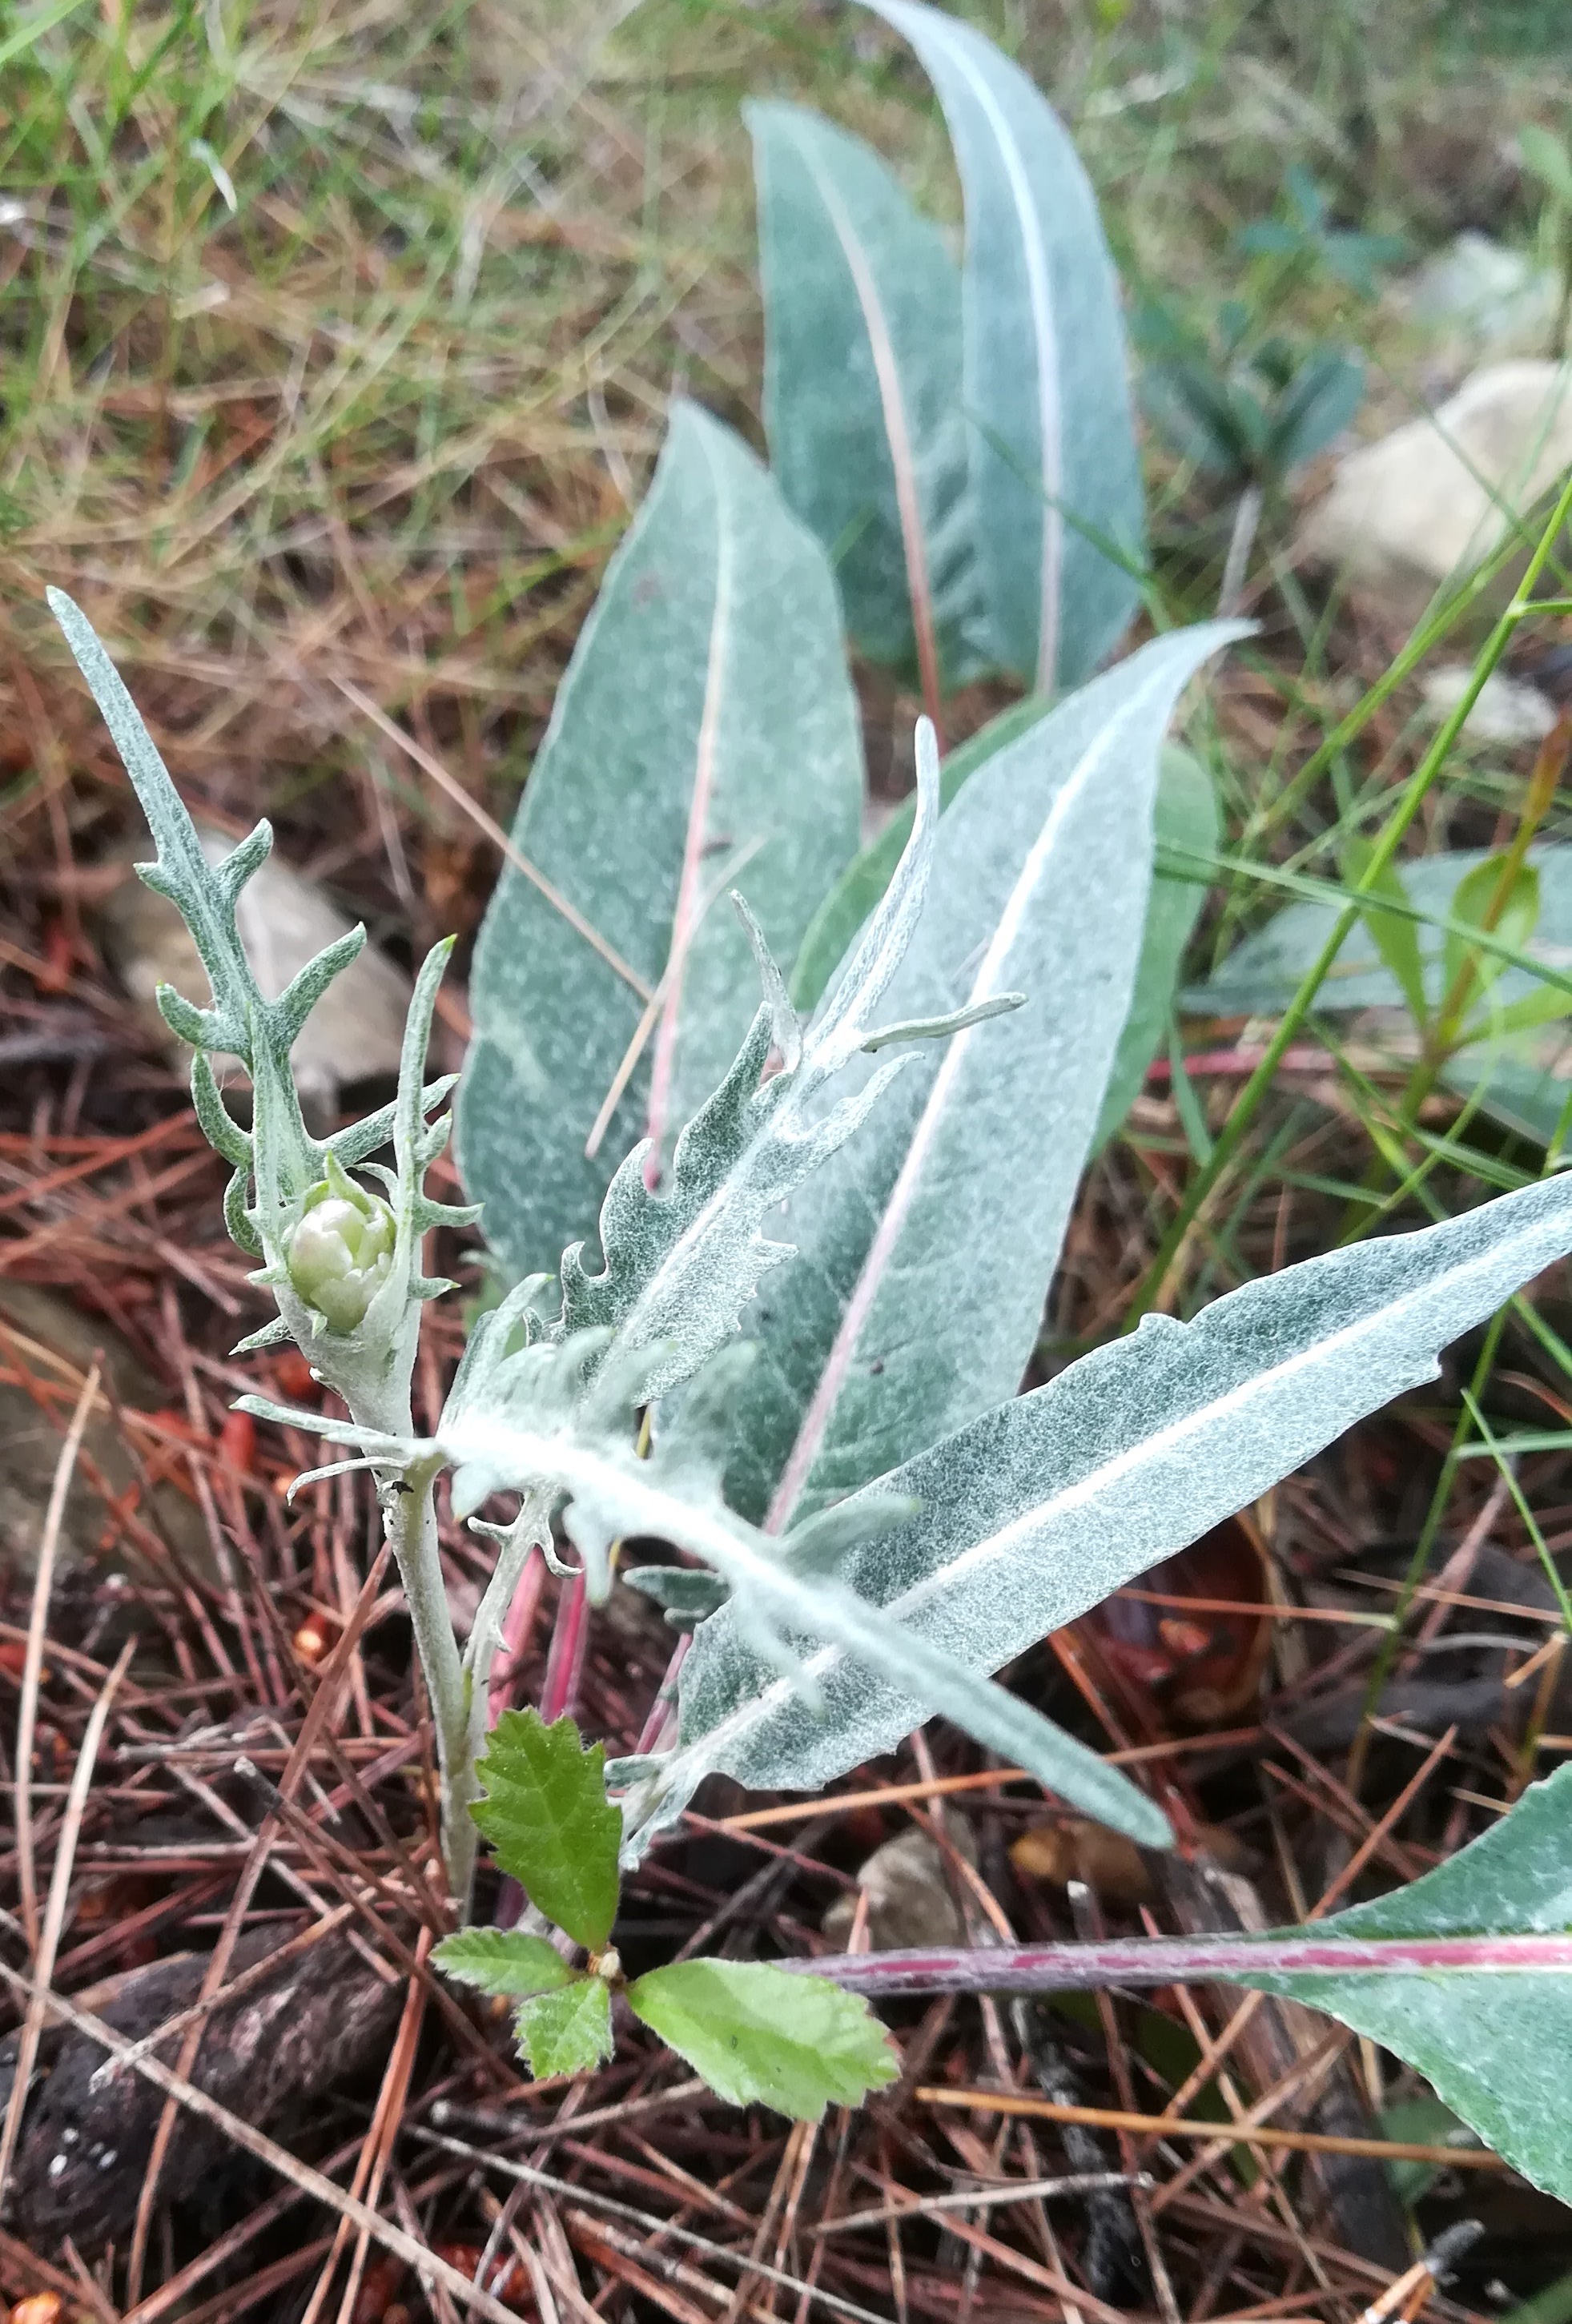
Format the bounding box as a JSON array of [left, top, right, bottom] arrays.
[[45, 0, 1572, 2176]]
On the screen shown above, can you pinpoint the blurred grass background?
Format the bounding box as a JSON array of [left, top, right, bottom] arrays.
[[2, 0, 1566, 924]]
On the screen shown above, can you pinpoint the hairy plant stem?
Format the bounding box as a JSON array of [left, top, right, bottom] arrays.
[[386, 1463, 478, 1906], [346, 1359, 476, 1905], [793, 1929, 1572, 1997]]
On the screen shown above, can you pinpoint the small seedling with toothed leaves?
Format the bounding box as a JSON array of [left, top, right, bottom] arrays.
[[433, 1711, 898, 2113]]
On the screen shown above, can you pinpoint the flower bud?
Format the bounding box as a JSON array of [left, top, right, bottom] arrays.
[[285, 1167, 396, 1333]]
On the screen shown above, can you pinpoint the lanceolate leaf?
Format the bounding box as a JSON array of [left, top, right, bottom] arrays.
[[458, 400, 863, 1282], [545, 720, 1019, 1408], [468, 1710, 621, 1951], [859, 1, 1144, 689], [1092, 744, 1219, 1150], [672, 1169, 1572, 1819], [1235, 1765, 1572, 2205], [251, 1324, 1168, 1844], [727, 625, 1243, 1529], [626, 1960, 899, 2120], [748, 99, 988, 696]]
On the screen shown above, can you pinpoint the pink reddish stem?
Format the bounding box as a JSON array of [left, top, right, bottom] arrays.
[[790, 1929, 1572, 1996], [539, 1571, 590, 1727], [486, 1546, 547, 1725]]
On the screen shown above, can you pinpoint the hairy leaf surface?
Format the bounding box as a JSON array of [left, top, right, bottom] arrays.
[[727, 625, 1243, 1528], [458, 400, 862, 1281], [1233, 1765, 1572, 2204], [546, 718, 1019, 1407], [790, 696, 1050, 1015], [1090, 746, 1219, 1149], [858, 1, 1143, 687], [677, 1171, 1572, 1809], [246, 1328, 1170, 1843], [626, 1960, 899, 2119], [748, 99, 987, 691], [431, 1337, 1168, 1845]]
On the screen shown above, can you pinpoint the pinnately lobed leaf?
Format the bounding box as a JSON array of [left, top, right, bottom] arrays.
[[747, 99, 988, 694], [251, 731, 1180, 1848], [792, 699, 1219, 1148], [432, 1927, 575, 1998], [458, 399, 863, 1285], [726, 622, 1246, 1529], [625, 1960, 899, 2121], [1232, 1763, 1572, 2204], [790, 694, 1051, 1014], [430, 1335, 1172, 1848], [857, 0, 1144, 690], [668, 1168, 1572, 1828], [515, 1980, 613, 2079], [468, 1711, 621, 1952], [542, 711, 1019, 1411]]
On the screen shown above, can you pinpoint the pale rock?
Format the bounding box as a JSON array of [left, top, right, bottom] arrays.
[[1301, 360, 1572, 621], [1419, 665, 1559, 746], [99, 831, 411, 1112], [822, 1819, 977, 1952], [1401, 233, 1563, 364]]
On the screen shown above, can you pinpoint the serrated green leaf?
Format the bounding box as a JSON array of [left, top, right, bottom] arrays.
[[748, 100, 988, 692], [1231, 1765, 1572, 2204], [470, 1709, 622, 1950], [458, 399, 863, 1285], [516, 1977, 613, 2078], [626, 1960, 898, 2119], [858, 2, 1144, 688], [432, 1927, 575, 1998], [727, 625, 1244, 1527], [673, 1168, 1572, 1833]]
